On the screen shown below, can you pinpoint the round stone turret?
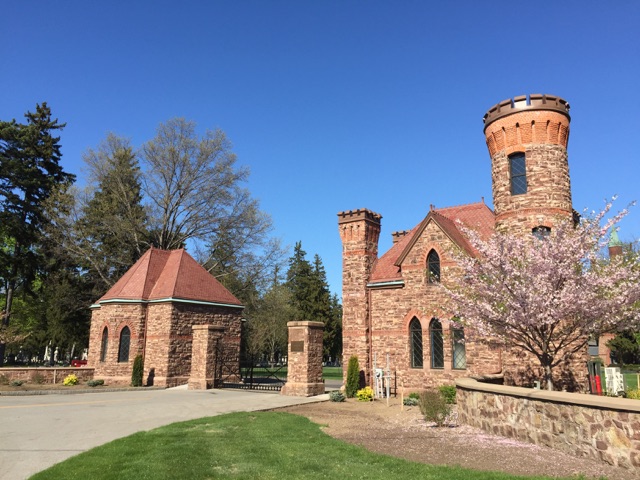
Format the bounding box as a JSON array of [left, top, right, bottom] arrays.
[[483, 94, 573, 234]]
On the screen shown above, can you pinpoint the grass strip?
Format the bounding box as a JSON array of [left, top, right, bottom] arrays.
[[31, 412, 575, 480]]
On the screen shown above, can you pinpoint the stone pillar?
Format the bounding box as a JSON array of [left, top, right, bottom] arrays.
[[281, 321, 325, 397], [188, 325, 225, 390]]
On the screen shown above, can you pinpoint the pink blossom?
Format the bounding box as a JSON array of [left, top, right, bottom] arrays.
[[444, 201, 640, 390]]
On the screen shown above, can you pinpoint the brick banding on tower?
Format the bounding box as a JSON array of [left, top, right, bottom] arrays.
[[484, 94, 573, 234]]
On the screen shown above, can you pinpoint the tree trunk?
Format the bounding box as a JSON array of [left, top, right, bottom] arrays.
[[544, 363, 554, 391], [0, 283, 15, 367]]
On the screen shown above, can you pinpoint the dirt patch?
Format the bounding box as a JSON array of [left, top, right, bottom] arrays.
[[280, 397, 631, 480]]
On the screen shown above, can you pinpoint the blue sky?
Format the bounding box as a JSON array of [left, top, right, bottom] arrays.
[[3, 1, 639, 296]]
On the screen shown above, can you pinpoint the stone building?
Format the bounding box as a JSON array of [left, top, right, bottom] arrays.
[[87, 247, 243, 387], [338, 94, 589, 391]]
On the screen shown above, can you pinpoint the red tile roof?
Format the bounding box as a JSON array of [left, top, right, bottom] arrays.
[[369, 201, 494, 283], [97, 247, 242, 306]]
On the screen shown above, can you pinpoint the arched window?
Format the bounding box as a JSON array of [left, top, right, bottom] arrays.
[[427, 249, 440, 283], [118, 326, 131, 363], [509, 152, 527, 195], [409, 318, 423, 368], [451, 326, 466, 370], [99, 327, 108, 362], [430, 318, 444, 369]]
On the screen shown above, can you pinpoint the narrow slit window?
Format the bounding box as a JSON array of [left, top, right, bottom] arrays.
[[427, 249, 440, 283], [430, 319, 444, 369], [452, 327, 466, 370], [409, 318, 423, 368], [118, 326, 131, 363], [100, 327, 108, 362], [509, 152, 527, 195]]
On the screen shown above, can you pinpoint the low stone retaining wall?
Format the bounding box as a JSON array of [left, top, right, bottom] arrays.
[[0, 367, 95, 384], [456, 377, 640, 472]]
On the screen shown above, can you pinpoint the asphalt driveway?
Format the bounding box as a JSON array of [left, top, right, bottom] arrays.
[[0, 387, 328, 479]]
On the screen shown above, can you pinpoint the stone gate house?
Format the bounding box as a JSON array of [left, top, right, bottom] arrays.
[[339, 94, 600, 392], [87, 247, 243, 387]]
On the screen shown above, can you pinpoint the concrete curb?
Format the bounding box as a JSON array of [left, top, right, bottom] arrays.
[[0, 386, 166, 396]]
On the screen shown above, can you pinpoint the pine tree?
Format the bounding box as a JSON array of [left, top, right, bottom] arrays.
[[286, 242, 314, 320], [326, 293, 343, 362], [285, 243, 342, 361], [0, 103, 75, 364]]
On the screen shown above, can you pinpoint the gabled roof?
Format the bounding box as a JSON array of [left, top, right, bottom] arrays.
[[369, 201, 495, 283], [96, 247, 243, 307]]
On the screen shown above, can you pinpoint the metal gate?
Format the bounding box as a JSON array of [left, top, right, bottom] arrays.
[[214, 344, 287, 391]]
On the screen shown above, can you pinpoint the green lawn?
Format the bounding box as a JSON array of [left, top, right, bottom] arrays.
[[623, 373, 639, 390], [322, 366, 343, 380], [31, 412, 579, 480], [241, 366, 342, 381]]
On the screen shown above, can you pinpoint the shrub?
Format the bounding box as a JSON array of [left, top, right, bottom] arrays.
[[419, 389, 451, 427], [403, 397, 419, 406], [63, 374, 79, 386], [439, 385, 456, 404], [408, 392, 420, 400], [31, 372, 46, 385], [10, 379, 24, 387], [345, 355, 360, 398], [87, 379, 105, 387], [329, 390, 346, 402], [131, 354, 144, 387], [626, 388, 640, 400], [356, 386, 374, 402]]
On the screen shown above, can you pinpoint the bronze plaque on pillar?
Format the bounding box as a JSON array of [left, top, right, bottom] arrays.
[[290, 341, 304, 352]]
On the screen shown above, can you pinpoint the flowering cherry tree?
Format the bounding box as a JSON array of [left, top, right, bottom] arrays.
[[444, 202, 640, 390]]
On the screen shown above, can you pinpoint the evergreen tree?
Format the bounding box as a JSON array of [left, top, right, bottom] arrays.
[[38, 249, 93, 359], [326, 293, 343, 362], [286, 242, 314, 319], [79, 134, 148, 287], [607, 332, 640, 365], [285, 243, 342, 361], [345, 355, 360, 398], [0, 103, 75, 364]]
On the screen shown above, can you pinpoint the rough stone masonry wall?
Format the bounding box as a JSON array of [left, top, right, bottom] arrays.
[[88, 303, 146, 383], [485, 107, 573, 236], [369, 220, 502, 391], [491, 144, 573, 235], [141, 302, 172, 386], [165, 303, 242, 387], [0, 367, 95, 385], [456, 378, 640, 473]]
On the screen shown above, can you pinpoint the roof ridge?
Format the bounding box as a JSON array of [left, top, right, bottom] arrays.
[[433, 199, 486, 211], [168, 249, 185, 297]]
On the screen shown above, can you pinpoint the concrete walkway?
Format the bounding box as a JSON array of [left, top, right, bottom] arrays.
[[0, 388, 328, 479]]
